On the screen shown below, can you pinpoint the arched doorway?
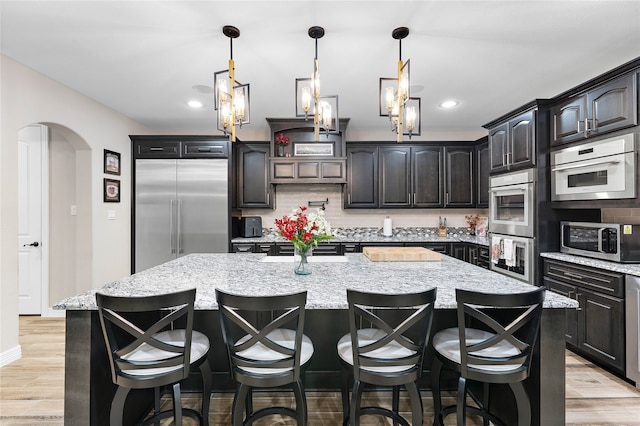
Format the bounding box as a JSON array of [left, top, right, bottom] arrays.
[[18, 123, 92, 316]]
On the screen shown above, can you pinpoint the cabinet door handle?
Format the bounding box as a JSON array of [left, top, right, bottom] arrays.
[[348, 194, 351, 205], [413, 193, 416, 204], [575, 292, 583, 311], [445, 192, 449, 205], [584, 117, 589, 138], [266, 192, 270, 205]]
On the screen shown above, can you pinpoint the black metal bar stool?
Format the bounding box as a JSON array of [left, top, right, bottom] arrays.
[[337, 288, 437, 426], [96, 288, 212, 426], [215, 289, 314, 425], [430, 287, 545, 426]]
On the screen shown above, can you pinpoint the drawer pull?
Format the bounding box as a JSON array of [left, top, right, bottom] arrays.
[[563, 272, 584, 280]]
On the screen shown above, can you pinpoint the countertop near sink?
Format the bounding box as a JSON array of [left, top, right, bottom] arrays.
[[233, 227, 490, 246], [541, 252, 640, 277]]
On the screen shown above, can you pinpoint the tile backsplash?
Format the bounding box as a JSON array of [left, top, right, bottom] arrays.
[[240, 184, 488, 230], [602, 208, 640, 224]]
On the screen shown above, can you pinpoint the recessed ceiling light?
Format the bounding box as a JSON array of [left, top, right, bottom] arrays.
[[439, 100, 458, 109], [188, 100, 203, 108]]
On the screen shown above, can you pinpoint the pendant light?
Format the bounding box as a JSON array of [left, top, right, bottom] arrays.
[[379, 27, 421, 142], [295, 26, 339, 141], [214, 25, 250, 142]]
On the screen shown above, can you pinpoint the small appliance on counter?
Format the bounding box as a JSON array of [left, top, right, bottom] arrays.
[[383, 216, 393, 237], [233, 216, 263, 238], [560, 221, 640, 263]]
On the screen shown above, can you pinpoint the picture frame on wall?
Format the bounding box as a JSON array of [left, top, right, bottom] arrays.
[[103, 178, 120, 203], [104, 149, 121, 175]]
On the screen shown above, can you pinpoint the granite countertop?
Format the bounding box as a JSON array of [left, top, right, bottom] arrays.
[[55, 253, 575, 311], [541, 252, 640, 277], [233, 227, 490, 247]]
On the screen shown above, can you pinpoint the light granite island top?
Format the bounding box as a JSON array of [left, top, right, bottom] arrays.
[[57, 253, 573, 426], [54, 253, 574, 311]]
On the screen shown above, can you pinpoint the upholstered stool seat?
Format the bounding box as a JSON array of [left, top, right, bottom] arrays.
[[338, 288, 437, 426], [96, 288, 212, 426], [430, 288, 545, 426], [216, 289, 313, 426]]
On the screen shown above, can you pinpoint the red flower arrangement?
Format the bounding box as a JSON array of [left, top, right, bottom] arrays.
[[274, 205, 332, 255], [465, 214, 480, 229], [275, 133, 289, 146]]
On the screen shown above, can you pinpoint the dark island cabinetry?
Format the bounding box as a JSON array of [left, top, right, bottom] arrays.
[[234, 142, 272, 209], [551, 71, 638, 146], [543, 259, 625, 374]]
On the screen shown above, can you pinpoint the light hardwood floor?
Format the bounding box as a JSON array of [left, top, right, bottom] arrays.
[[1, 316, 638, 425]]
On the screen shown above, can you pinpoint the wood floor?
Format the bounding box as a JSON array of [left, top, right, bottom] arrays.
[[1, 316, 639, 425]]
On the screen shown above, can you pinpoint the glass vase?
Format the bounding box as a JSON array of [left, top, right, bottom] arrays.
[[277, 145, 285, 157], [294, 246, 312, 275]]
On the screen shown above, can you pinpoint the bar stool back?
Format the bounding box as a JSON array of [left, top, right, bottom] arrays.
[[96, 288, 212, 426], [431, 287, 545, 426], [215, 289, 314, 426], [337, 288, 437, 426]]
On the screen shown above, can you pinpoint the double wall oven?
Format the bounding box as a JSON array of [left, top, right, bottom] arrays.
[[489, 169, 536, 284]]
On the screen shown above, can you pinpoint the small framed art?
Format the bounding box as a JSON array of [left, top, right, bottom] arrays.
[[104, 150, 121, 175], [104, 178, 120, 203]]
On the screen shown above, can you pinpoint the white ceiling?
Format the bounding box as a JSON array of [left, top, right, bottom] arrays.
[[1, 1, 639, 141]]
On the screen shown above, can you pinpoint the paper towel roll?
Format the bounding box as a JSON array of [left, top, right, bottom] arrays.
[[383, 216, 393, 236]]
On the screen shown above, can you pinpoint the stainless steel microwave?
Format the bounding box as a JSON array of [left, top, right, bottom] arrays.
[[551, 133, 636, 201], [560, 221, 640, 263]]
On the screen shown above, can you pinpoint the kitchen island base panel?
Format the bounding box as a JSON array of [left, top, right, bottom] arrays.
[[63, 308, 566, 426]]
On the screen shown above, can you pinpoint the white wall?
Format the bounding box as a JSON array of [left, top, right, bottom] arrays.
[[0, 54, 152, 361]]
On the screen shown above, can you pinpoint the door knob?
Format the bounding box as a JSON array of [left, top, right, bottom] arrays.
[[24, 242, 39, 247]]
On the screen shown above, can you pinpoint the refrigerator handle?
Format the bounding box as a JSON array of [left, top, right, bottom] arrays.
[[177, 200, 183, 254], [169, 200, 176, 254]]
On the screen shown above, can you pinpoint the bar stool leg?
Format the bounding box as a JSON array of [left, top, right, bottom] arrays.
[[392, 386, 400, 426], [293, 379, 307, 425], [406, 382, 423, 426], [340, 367, 350, 426], [456, 377, 468, 426], [350, 380, 364, 426], [232, 383, 249, 426], [430, 357, 444, 426], [199, 360, 212, 426], [510, 381, 531, 426], [171, 383, 182, 426]]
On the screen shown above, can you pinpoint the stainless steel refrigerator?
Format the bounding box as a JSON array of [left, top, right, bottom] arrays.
[[134, 158, 229, 272]]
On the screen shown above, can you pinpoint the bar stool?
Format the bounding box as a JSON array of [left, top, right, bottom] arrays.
[[337, 288, 437, 426], [96, 288, 212, 426], [215, 289, 314, 425], [430, 287, 545, 426]]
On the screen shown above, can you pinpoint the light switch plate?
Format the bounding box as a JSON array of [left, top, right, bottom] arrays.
[[107, 210, 116, 220], [70, 205, 77, 216]]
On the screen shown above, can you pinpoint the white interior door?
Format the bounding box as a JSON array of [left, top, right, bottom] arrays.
[[18, 125, 47, 314]]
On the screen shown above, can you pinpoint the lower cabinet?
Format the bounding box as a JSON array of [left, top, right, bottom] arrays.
[[467, 244, 490, 269], [450, 243, 467, 261], [543, 259, 625, 374]]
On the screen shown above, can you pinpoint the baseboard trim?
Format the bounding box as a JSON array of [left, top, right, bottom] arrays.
[[0, 345, 22, 367]]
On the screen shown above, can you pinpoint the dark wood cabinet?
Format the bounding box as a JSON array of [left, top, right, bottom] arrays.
[[345, 146, 379, 208], [235, 143, 272, 208], [475, 140, 489, 208], [543, 259, 625, 373], [444, 146, 474, 207], [413, 146, 444, 207], [231, 243, 256, 253], [488, 110, 536, 173], [379, 146, 411, 207], [133, 136, 229, 159], [347, 143, 474, 209], [551, 72, 638, 146], [450, 243, 467, 261], [467, 244, 489, 270]]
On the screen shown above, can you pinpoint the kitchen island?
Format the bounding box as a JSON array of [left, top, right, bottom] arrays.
[[55, 253, 575, 425]]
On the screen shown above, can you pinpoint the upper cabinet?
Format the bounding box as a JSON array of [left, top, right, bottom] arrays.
[[345, 145, 378, 208], [475, 139, 490, 208], [345, 143, 475, 209], [266, 117, 349, 184], [487, 109, 536, 174], [551, 71, 638, 146], [234, 142, 272, 209]]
